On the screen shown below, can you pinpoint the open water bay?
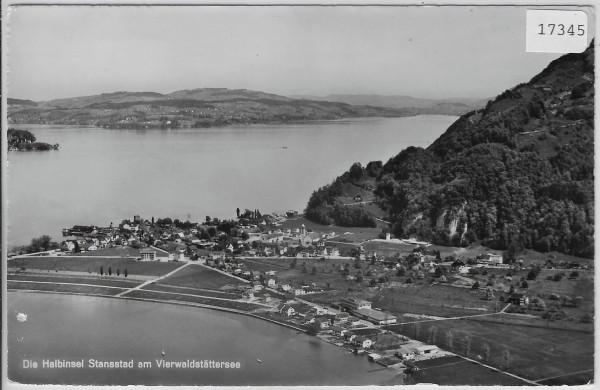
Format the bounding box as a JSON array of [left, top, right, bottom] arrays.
[[7, 116, 456, 247], [8, 292, 402, 385]]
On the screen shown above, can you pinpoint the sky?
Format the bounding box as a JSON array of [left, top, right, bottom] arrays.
[[5, 5, 589, 101]]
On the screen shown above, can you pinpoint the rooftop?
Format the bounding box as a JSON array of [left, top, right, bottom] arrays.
[[354, 307, 397, 321]]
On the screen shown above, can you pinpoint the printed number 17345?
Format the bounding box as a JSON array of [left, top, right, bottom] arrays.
[[538, 24, 585, 36]]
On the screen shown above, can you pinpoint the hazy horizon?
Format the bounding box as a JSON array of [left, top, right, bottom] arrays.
[[7, 5, 587, 101], [8, 88, 492, 103]]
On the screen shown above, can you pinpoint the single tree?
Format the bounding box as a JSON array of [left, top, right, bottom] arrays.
[[483, 343, 491, 364], [502, 349, 511, 371], [311, 266, 317, 275], [446, 330, 454, 350], [306, 322, 320, 336], [108, 267, 112, 276], [100, 266, 104, 276], [117, 269, 120, 276], [463, 336, 472, 357], [124, 269, 128, 277], [427, 326, 438, 344], [414, 323, 421, 339]]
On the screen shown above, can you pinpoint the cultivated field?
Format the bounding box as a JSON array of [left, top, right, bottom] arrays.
[[408, 356, 530, 386], [373, 284, 497, 318], [392, 318, 593, 384]]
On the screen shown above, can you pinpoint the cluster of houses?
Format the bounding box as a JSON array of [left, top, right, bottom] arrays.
[[59, 215, 350, 262], [274, 296, 446, 364], [275, 301, 376, 349]]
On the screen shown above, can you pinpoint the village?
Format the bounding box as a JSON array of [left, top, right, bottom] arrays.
[[8, 209, 593, 383]]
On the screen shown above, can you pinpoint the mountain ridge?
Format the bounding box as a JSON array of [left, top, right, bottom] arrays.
[[7, 88, 418, 128]]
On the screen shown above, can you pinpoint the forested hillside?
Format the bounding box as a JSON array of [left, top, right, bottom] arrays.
[[306, 42, 594, 258]]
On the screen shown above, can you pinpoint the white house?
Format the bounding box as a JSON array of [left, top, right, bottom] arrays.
[[395, 347, 415, 360], [414, 345, 439, 355], [353, 336, 373, 349], [278, 304, 295, 317]]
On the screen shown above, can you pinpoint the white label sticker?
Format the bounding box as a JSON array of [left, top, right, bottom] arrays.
[[526, 9, 588, 53]]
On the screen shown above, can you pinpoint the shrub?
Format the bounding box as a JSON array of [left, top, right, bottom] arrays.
[[553, 273, 563, 282]]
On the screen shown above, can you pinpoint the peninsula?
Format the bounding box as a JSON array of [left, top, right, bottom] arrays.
[[8, 128, 59, 151]]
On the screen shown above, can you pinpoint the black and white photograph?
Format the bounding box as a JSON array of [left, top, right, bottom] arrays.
[[3, 1, 596, 387]]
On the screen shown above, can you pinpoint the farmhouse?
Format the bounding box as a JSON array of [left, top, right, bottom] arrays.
[[507, 293, 530, 306]]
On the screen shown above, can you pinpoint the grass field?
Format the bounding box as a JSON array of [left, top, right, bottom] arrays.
[[125, 289, 261, 311], [159, 264, 246, 290], [7, 273, 141, 288], [373, 284, 496, 318], [71, 246, 142, 257], [408, 356, 530, 386], [391, 318, 593, 384], [7, 281, 125, 296], [8, 256, 181, 276], [145, 283, 243, 299]]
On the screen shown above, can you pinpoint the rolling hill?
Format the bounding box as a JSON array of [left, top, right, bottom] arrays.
[[292, 94, 488, 115], [7, 88, 416, 129]]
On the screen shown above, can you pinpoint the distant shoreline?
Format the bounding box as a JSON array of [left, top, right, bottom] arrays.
[[9, 114, 459, 132]]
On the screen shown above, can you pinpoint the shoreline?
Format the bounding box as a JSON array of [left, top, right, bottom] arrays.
[[7, 288, 306, 333], [6, 279, 538, 386], [9, 114, 457, 133]]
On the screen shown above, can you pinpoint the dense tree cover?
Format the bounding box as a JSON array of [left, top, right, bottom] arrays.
[[305, 172, 376, 227], [8, 128, 58, 151], [305, 43, 594, 258], [23, 235, 59, 253]]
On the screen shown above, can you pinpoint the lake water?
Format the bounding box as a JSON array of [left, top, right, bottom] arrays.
[[8, 292, 402, 385], [7, 116, 456, 247]]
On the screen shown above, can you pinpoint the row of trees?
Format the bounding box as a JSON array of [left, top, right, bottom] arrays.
[[99, 266, 128, 277]]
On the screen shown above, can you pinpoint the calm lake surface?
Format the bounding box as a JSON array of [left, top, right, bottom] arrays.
[[7, 116, 456, 247], [8, 292, 402, 385]]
